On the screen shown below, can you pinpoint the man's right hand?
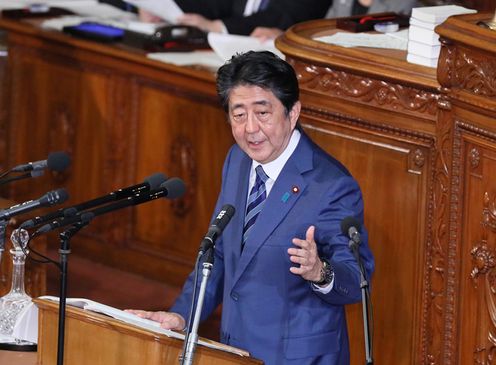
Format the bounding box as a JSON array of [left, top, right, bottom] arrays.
[[138, 9, 163, 23], [125, 309, 186, 331]]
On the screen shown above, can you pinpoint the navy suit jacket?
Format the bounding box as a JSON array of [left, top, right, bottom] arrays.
[[171, 131, 374, 365], [175, 0, 332, 35]]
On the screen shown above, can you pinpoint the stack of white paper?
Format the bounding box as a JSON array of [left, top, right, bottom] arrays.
[[407, 5, 476, 68]]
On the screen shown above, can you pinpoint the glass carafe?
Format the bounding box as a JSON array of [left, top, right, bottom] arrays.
[[0, 228, 32, 339]]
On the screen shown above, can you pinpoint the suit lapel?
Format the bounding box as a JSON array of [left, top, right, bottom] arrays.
[[230, 156, 251, 258], [232, 0, 248, 16], [232, 133, 314, 286]]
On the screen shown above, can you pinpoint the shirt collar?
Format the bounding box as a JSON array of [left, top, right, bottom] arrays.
[[250, 129, 301, 181]]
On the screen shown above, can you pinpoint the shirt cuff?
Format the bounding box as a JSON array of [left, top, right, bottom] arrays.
[[311, 277, 334, 294]]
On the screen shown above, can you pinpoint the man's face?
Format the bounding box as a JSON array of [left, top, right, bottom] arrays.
[[228, 85, 300, 164]]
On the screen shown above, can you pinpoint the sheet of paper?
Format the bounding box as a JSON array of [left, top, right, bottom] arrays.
[[207, 32, 284, 62], [0, 0, 46, 10], [126, 0, 183, 24], [12, 301, 38, 344], [147, 51, 224, 69], [54, 1, 136, 20], [315, 29, 409, 50]]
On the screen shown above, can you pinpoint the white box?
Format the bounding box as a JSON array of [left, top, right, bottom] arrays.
[[409, 17, 438, 30], [408, 24, 440, 46], [407, 40, 441, 59], [407, 53, 438, 68], [411, 5, 477, 24]]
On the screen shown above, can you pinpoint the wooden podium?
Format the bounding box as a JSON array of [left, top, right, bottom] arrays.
[[34, 299, 262, 365]]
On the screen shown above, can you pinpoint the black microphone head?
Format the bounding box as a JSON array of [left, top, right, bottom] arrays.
[[41, 188, 69, 206], [144, 173, 167, 190], [340, 216, 361, 236], [218, 204, 235, 222], [47, 152, 71, 172], [160, 177, 186, 199]]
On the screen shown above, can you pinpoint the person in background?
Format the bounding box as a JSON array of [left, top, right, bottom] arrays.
[[326, 0, 418, 18], [138, 0, 332, 36], [246, 0, 419, 40], [127, 50, 374, 365]]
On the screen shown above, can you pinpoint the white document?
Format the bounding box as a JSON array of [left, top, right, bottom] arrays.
[[315, 29, 409, 50], [12, 301, 38, 344], [207, 32, 284, 62], [0, 1, 28, 10], [126, 0, 183, 24], [148, 51, 224, 68], [54, 1, 136, 20], [0, 0, 94, 9]]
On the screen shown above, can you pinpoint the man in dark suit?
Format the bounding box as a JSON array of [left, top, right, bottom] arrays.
[[326, 0, 417, 18], [141, 0, 332, 35], [128, 51, 374, 365]]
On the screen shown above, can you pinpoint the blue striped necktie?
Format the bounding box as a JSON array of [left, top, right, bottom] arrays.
[[242, 165, 269, 246]]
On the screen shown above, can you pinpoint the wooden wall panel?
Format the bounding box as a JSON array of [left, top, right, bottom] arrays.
[[132, 84, 232, 260], [0, 25, 234, 287], [302, 116, 430, 364], [457, 134, 496, 364]]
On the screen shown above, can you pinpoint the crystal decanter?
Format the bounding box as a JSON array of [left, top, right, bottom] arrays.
[[0, 228, 33, 340]]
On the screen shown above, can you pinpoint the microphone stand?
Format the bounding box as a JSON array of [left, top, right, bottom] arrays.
[[180, 248, 214, 365], [349, 240, 373, 365], [56, 221, 89, 365]]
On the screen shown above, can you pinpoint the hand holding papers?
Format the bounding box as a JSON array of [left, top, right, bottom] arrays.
[[147, 33, 284, 69], [126, 0, 184, 25], [207, 32, 284, 62]]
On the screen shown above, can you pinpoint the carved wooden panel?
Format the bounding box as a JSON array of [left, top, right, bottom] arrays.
[[456, 126, 496, 365], [300, 109, 434, 365]]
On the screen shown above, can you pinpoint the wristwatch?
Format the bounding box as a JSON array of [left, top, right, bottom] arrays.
[[312, 258, 334, 286]]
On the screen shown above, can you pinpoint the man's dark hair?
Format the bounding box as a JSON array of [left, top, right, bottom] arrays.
[[216, 51, 299, 115]]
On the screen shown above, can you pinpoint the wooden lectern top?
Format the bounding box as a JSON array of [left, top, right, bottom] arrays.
[[35, 298, 263, 365]]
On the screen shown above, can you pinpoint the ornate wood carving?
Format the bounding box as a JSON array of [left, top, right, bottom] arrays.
[[438, 42, 496, 98], [421, 96, 452, 365], [290, 59, 439, 117], [470, 147, 481, 169], [471, 192, 496, 364]]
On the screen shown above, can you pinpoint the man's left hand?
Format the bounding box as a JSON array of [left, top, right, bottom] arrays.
[[177, 14, 224, 33], [288, 225, 322, 281]]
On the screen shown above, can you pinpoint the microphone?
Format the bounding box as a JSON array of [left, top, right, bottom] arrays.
[[35, 177, 185, 234], [0, 188, 69, 221], [198, 204, 235, 255], [20, 172, 167, 229], [11, 151, 71, 175], [340, 216, 362, 248]]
